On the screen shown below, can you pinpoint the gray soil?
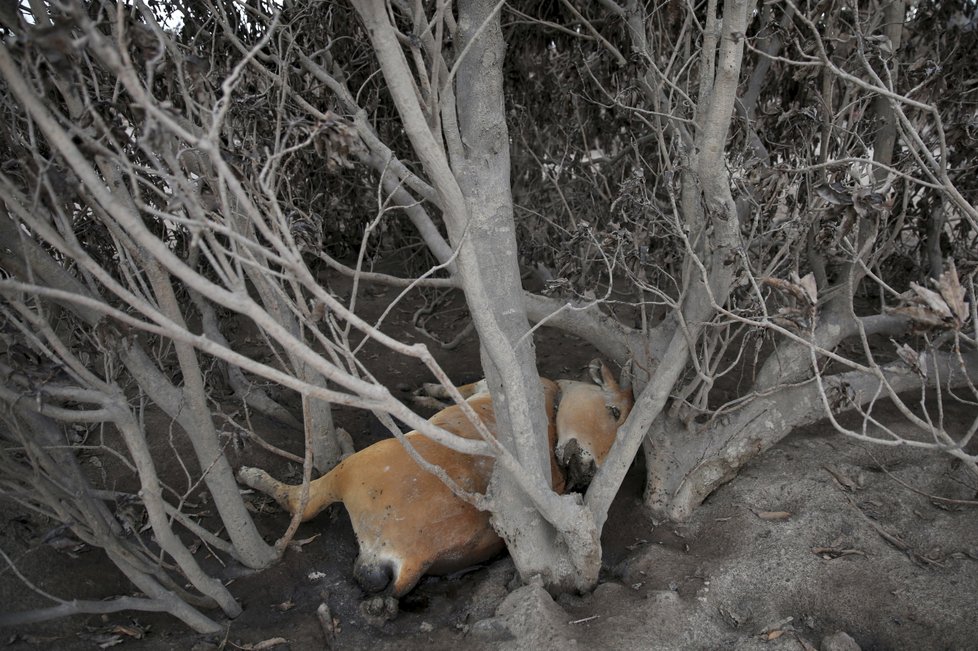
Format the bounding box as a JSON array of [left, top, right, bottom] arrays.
[[2, 276, 976, 651]]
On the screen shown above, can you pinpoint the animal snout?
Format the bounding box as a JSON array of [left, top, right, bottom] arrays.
[[354, 555, 395, 594], [556, 438, 597, 491], [555, 437, 578, 467]]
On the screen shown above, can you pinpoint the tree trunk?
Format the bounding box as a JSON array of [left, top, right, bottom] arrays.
[[645, 349, 978, 520], [451, 0, 601, 591], [354, 0, 607, 591], [871, 0, 906, 185], [642, 0, 917, 520], [600, 0, 751, 527]]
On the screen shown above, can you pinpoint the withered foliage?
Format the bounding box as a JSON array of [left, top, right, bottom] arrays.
[[505, 1, 978, 320]]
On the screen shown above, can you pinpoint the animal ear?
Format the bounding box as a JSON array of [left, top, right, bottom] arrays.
[[589, 359, 632, 392], [589, 359, 617, 389], [588, 359, 608, 387]]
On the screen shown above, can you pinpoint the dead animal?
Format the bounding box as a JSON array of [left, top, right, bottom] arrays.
[[237, 359, 633, 599]]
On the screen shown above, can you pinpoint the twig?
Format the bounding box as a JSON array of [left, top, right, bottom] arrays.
[[865, 448, 978, 507], [0, 597, 171, 627], [317, 601, 337, 648], [842, 494, 934, 567], [569, 614, 601, 625]]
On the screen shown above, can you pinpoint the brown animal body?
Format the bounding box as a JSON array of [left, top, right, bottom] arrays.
[[237, 360, 633, 597]]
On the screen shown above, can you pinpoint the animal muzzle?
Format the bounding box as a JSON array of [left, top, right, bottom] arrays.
[[556, 438, 597, 491], [354, 555, 395, 594]]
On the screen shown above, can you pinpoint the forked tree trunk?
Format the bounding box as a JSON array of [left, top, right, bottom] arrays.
[[355, 0, 605, 591], [638, 0, 920, 522], [594, 0, 752, 528], [644, 349, 978, 520]]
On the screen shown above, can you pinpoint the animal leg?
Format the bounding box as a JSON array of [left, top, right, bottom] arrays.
[[336, 427, 355, 460], [236, 466, 338, 521], [410, 393, 450, 411], [237, 467, 291, 510], [413, 378, 487, 410]]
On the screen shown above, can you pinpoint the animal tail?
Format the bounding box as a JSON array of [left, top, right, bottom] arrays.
[[237, 466, 342, 522]]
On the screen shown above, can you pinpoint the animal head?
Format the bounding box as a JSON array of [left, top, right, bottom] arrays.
[[554, 359, 634, 490]]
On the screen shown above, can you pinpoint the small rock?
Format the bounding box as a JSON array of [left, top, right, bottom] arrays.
[[592, 581, 627, 600], [646, 590, 681, 605], [464, 558, 514, 621], [493, 584, 573, 650], [470, 616, 514, 641], [821, 631, 861, 651]]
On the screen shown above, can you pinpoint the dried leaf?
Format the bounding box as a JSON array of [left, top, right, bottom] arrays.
[[317, 602, 339, 638], [937, 262, 969, 324], [762, 276, 817, 308], [812, 546, 866, 559], [909, 282, 953, 319], [794, 633, 819, 651], [766, 629, 785, 640], [762, 276, 792, 294], [241, 638, 289, 651], [79, 633, 124, 650], [823, 465, 857, 491], [893, 341, 926, 377], [815, 182, 853, 206], [110, 624, 145, 639], [795, 272, 818, 305], [288, 534, 320, 551]]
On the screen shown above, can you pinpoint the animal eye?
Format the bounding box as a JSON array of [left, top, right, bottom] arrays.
[[607, 405, 621, 420]]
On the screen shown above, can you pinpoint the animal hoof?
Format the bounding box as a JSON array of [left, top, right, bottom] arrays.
[[236, 466, 267, 487], [359, 595, 398, 626]]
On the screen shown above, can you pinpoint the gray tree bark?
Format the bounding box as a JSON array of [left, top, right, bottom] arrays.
[[452, 0, 599, 591], [355, 0, 607, 591]]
